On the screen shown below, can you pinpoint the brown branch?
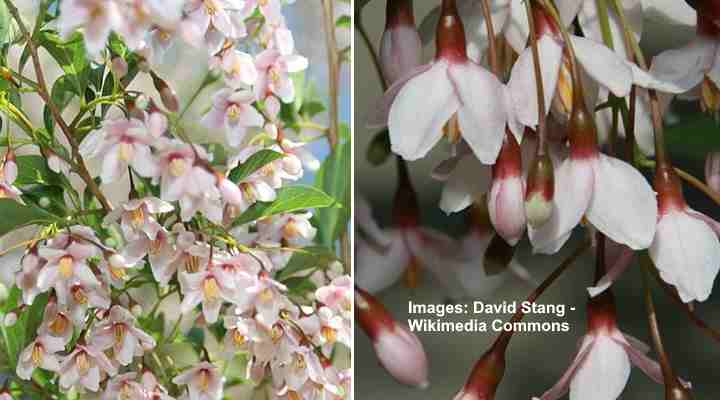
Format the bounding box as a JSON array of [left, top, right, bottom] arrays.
[[321, 0, 341, 150], [3, 0, 112, 212]]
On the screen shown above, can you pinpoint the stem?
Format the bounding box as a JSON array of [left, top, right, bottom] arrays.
[[495, 241, 590, 349], [640, 160, 720, 206], [641, 262, 692, 399], [610, 0, 670, 167], [480, 0, 500, 76], [646, 259, 720, 344], [3, 0, 112, 212], [355, 14, 388, 91], [321, 0, 340, 150], [525, 0, 548, 153], [179, 71, 213, 120]]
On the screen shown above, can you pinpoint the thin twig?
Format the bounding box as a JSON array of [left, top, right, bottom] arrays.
[[321, 0, 340, 150], [3, 0, 112, 212]]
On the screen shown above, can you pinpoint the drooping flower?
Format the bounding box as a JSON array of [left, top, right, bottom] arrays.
[[102, 372, 146, 400], [202, 89, 264, 147], [241, 272, 288, 328], [355, 286, 429, 389], [104, 197, 173, 242], [172, 361, 223, 400], [58, 345, 118, 392], [16, 335, 65, 380], [649, 165, 720, 303], [220, 50, 258, 89], [178, 262, 242, 323], [315, 275, 353, 321], [532, 290, 687, 400], [380, 0, 422, 85], [88, 305, 156, 366], [528, 81, 657, 254], [79, 114, 166, 183], [16, 247, 45, 305], [37, 237, 101, 306], [58, 0, 123, 56], [0, 149, 24, 204], [487, 131, 526, 246], [254, 49, 309, 103], [181, 0, 250, 54], [38, 298, 74, 345]]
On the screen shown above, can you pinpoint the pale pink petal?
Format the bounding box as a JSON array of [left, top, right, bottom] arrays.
[[571, 35, 634, 97], [367, 63, 433, 129], [534, 335, 596, 400], [650, 38, 714, 93], [355, 232, 409, 294], [588, 246, 635, 297], [569, 335, 630, 400], [380, 25, 422, 85], [439, 155, 491, 214]]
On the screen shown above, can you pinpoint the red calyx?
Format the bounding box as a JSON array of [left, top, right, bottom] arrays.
[[492, 130, 522, 180], [568, 84, 599, 160], [525, 153, 555, 202], [355, 286, 397, 341], [459, 342, 506, 400], [530, 0, 561, 42], [654, 163, 687, 215], [436, 0, 468, 62], [696, 0, 720, 38], [386, 0, 415, 29]]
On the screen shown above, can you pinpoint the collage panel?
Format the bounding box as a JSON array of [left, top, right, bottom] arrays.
[[0, 0, 351, 399]]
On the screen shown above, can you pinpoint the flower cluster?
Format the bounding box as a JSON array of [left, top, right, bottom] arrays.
[[0, 0, 350, 399]]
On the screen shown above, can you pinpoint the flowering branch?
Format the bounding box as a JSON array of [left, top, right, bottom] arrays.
[[2, 0, 112, 212]]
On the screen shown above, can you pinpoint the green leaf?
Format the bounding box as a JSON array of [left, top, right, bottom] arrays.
[[227, 150, 284, 183], [44, 75, 76, 134], [276, 246, 338, 281], [0, 290, 49, 369], [37, 31, 89, 96], [314, 124, 351, 246], [367, 129, 391, 166], [14, 155, 62, 186], [0, 199, 54, 237], [233, 185, 337, 226], [285, 276, 318, 297], [0, 1, 11, 45]]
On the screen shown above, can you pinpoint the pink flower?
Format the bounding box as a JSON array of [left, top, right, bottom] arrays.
[[58, 0, 123, 55], [315, 276, 352, 320], [142, 370, 174, 399], [242, 272, 288, 328], [355, 286, 429, 389], [104, 196, 174, 241], [147, 227, 210, 287], [182, 0, 249, 54], [118, 0, 183, 50], [172, 361, 223, 400], [220, 50, 258, 88], [37, 238, 100, 306], [66, 279, 112, 325], [102, 372, 146, 400], [533, 293, 687, 400], [299, 306, 351, 356], [16, 247, 45, 305], [16, 335, 65, 380], [100, 252, 139, 289], [258, 15, 295, 55], [244, 0, 283, 24], [123, 227, 176, 285], [58, 345, 118, 392], [80, 114, 166, 183], [38, 298, 74, 345], [202, 89, 264, 147], [88, 305, 156, 366], [272, 344, 325, 392], [222, 315, 254, 359], [649, 166, 720, 302], [0, 150, 23, 204], [254, 49, 308, 103], [380, 0, 422, 85], [179, 263, 242, 323], [155, 140, 223, 222], [256, 212, 317, 248]]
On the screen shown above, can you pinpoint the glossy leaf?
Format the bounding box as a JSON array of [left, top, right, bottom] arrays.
[[233, 185, 337, 226]]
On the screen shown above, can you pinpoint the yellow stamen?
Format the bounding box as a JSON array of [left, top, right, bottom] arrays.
[[76, 352, 90, 376], [199, 369, 211, 391], [129, 207, 145, 229], [701, 76, 720, 115], [31, 343, 43, 367], [552, 57, 574, 124], [270, 325, 283, 343], [259, 287, 274, 303], [287, 391, 301, 400], [321, 326, 337, 344], [404, 257, 420, 289], [442, 114, 460, 144], [293, 353, 306, 371], [72, 287, 88, 305], [114, 323, 127, 346], [203, 278, 221, 301], [59, 256, 74, 279], [169, 158, 187, 177], [227, 104, 242, 121], [49, 314, 68, 335], [118, 142, 134, 162], [184, 255, 200, 273], [232, 329, 246, 347]]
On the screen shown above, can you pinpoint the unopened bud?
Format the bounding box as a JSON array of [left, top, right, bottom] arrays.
[[4, 312, 17, 327], [151, 72, 179, 112], [355, 287, 429, 388], [380, 0, 421, 84], [705, 151, 720, 193], [111, 56, 128, 79], [108, 253, 127, 269], [38, 197, 51, 208], [488, 132, 526, 246], [436, 0, 467, 62], [525, 153, 554, 228]]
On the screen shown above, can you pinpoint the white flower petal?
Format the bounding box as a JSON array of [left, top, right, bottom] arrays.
[[586, 154, 657, 249], [571, 35, 633, 97], [569, 335, 631, 400]]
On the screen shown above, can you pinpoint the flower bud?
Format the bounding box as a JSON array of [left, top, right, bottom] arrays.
[[216, 172, 244, 206], [111, 56, 128, 79], [151, 72, 179, 112], [525, 153, 554, 228], [380, 0, 422, 85], [488, 132, 526, 246], [453, 342, 506, 400], [654, 163, 686, 215], [705, 151, 720, 193], [4, 312, 17, 327], [355, 286, 429, 388], [38, 196, 51, 208]]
